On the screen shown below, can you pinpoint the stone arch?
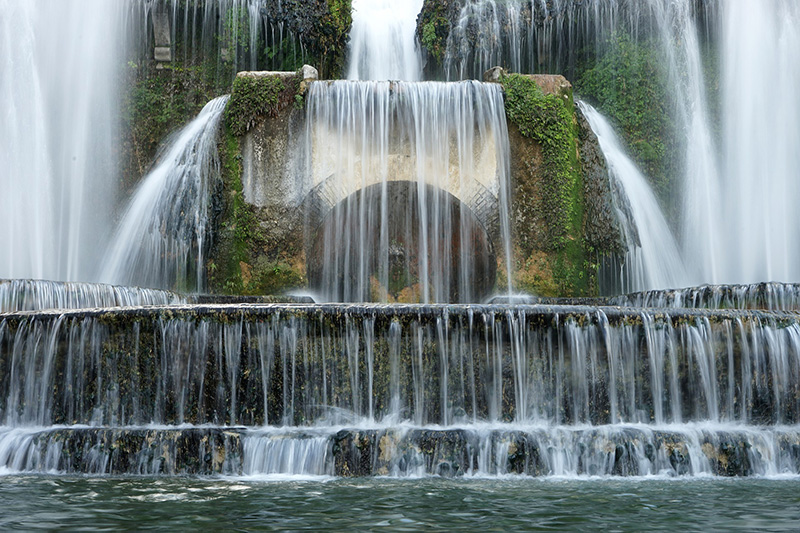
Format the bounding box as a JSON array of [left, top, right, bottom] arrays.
[[306, 181, 496, 302]]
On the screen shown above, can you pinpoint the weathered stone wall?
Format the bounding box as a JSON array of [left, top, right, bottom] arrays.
[[213, 69, 623, 297], [206, 69, 314, 295]]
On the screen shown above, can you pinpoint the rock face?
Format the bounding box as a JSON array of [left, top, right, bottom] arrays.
[[207, 69, 309, 296], [488, 71, 624, 296]]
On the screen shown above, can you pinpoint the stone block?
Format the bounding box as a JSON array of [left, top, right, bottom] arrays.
[[152, 12, 171, 47], [154, 46, 172, 62]]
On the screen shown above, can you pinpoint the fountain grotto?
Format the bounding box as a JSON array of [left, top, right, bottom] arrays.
[[1, 0, 800, 525]]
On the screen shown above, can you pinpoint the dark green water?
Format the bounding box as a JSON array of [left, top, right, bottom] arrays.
[[0, 476, 799, 531]]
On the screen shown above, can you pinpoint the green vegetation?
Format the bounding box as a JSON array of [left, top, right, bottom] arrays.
[[322, 0, 353, 77], [222, 5, 251, 53], [120, 62, 218, 193], [225, 74, 302, 136], [328, 0, 352, 32], [417, 1, 451, 64], [266, 37, 307, 72], [501, 73, 593, 296], [502, 74, 581, 248], [577, 33, 675, 207]]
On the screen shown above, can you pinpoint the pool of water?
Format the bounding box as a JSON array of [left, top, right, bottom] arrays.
[[1, 475, 799, 530]]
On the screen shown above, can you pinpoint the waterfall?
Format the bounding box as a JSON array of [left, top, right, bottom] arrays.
[[126, 0, 310, 76], [1, 302, 800, 476], [3, 303, 800, 427], [443, 0, 800, 288], [0, 0, 122, 281], [714, 0, 800, 284], [0, 279, 184, 313], [443, 0, 629, 81], [303, 80, 512, 303], [346, 0, 424, 81], [100, 97, 228, 292], [613, 283, 800, 311], [2, 0, 800, 484], [579, 102, 689, 293]]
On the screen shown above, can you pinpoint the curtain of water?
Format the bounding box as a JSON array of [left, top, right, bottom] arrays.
[[126, 0, 310, 76], [579, 102, 688, 292], [2, 305, 800, 428], [303, 81, 511, 303], [717, 0, 800, 284], [0, 279, 184, 313], [443, 0, 800, 289], [0, 0, 122, 282]]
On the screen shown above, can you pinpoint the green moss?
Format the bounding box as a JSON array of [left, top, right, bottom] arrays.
[[417, 1, 450, 64], [120, 62, 218, 192], [208, 125, 307, 296], [225, 74, 302, 137], [208, 127, 247, 294], [222, 5, 251, 53], [213, 72, 308, 294], [501, 73, 593, 296], [501, 74, 581, 248], [266, 37, 307, 72], [576, 33, 675, 208], [251, 257, 306, 295], [328, 0, 352, 32]]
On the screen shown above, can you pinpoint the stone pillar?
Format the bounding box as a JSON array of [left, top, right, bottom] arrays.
[[153, 12, 172, 65]]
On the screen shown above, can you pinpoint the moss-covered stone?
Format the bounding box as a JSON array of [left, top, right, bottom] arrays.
[[417, 0, 459, 65], [259, 0, 352, 78], [208, 73, 308, 297], [118, 62, 219, 195], [225, 73, 302, 137], [499, 73, 594, 296]]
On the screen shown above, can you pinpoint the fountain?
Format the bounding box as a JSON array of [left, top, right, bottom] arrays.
[[0, 0, 799, 527]]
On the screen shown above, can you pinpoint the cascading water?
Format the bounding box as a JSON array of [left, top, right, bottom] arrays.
[[0, 279, 184, 313], [1, 303, 800, 476], [2, 0, 800, 501], [0, 0, 122, 282], [613, 283, 800, 311], [443, 0, 800, 289], [443, 0, 631, 81], [304, 80, 512, 303], [346, 0, 424, 81], [713, 0, 800, 284], [579, 102, 689, 293], [100, 97, 228, 292], [126, 0, 312, 76]]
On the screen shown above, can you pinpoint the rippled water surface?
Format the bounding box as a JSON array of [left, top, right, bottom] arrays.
[[0, 476, 799, 530]]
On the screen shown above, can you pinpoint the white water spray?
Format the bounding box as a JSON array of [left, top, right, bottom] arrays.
[[714, 0, 800, 284], [100, 97, 228, 291], [346, 0, 424, 80]]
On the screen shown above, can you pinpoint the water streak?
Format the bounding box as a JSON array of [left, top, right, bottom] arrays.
[[579, 102, 688, 293], [304, 81, 512, 303], [347, 0, 424, 81], [100, 97, 228, 292], [0, 279, 185, 313], [2, 304, 799, 427], [0, 0, 122, 281]]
